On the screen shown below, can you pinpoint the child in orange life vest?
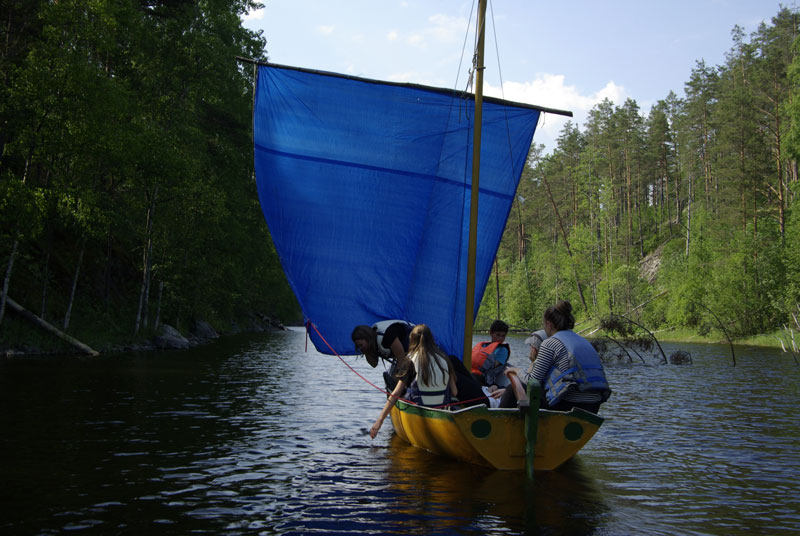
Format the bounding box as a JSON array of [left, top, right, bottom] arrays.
[[471, 320, 512, 396]]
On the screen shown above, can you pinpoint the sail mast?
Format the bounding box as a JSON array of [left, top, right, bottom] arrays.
[[463, 0, 486, 369]]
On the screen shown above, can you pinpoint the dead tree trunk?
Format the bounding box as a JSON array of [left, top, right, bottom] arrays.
[[154, 280, 164, 330], [134, 186, 158, 335], [5, 296, 98, 356], [0, 238, 19, 326], [542, 176, 589, 312], [63, 237, 86, 331], [40, 249, 50, 321], [690, 299, 736, 366]]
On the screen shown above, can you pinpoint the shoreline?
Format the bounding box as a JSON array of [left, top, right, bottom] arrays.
[[1, 314, 290, 358], [4, 317, 794, 358]]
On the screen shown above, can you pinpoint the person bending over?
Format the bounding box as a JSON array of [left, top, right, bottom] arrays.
[[352, 320, 413, 391]]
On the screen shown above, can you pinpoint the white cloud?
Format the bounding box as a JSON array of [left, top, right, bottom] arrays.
[[386, 30, 399, 41], [405, 13, 468, 48], [317, 25, 334, 36], [484, 74, 629, 153], [426, 14, 467, 44], [407, 33, 425, 47]]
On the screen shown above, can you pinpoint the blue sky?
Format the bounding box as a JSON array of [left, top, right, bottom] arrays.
[[242, 0, 794, 152]]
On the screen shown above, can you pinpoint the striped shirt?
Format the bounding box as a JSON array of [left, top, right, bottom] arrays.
[[532, 335, 602, 403]]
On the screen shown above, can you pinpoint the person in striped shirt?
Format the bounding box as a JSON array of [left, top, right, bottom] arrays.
[[532, 300, 611, 414]]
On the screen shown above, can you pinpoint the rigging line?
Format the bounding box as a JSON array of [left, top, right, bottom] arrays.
[[438, 0, 477, 322], [455, 0, 477, 123], [452, 0, 478, 360], [304, 320, 415, 403], [440, 0, 474, 159], [489, 0, 503, 100], [470, 1, 488, 88], [488, 0, 537, 325], [454, 0, 476, 97], [432, 0, 475, 300]]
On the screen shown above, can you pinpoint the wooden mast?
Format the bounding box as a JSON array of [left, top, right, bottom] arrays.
[[463, 0, 486, 370]]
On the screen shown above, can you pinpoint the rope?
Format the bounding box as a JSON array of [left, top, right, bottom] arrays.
[[305, 320, 415, 404], [487, 0, 539, 328], [304, 320, 490, 409]]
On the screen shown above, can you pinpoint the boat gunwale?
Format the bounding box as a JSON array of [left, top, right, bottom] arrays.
[[395, 400, 605, 426]]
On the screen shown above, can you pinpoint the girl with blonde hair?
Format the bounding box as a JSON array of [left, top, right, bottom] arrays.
[[369, 324, 457, 438]]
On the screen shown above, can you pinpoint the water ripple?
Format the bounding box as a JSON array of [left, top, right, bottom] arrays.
[[1, 332, 799, 534]]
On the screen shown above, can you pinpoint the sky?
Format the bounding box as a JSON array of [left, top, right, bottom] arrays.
[[242, 0, 795, 153]]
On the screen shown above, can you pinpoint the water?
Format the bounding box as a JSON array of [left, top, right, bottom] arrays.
[[1, 329, 798, 535]]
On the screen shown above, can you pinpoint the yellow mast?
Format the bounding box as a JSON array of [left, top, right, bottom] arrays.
[[462, 0, 486, 370]]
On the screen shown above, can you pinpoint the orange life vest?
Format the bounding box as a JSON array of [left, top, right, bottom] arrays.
[[470, 341, 510, 376]]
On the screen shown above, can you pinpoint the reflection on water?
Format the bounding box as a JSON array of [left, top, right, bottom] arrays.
[[382, 435, 608, 535], [1, 330, 799, 534]]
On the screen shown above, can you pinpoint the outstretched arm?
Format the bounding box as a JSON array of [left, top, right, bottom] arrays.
[[370, 379, 406, 439]]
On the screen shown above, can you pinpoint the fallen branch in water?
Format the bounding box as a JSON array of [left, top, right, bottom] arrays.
[[617, 313, 668, 364], [4, 296, 99, 356], [777, 325, 799, 367], [689, 299, 736, 367], [599, 335, 643, 364]]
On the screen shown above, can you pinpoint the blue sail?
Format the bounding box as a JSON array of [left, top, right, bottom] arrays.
[[253, 64, 540, 358]]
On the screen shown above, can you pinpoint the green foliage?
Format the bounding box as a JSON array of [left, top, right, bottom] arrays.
[[0, 0, 299, 347], [1, 4, 797, 349], [786, 35, 800, 163], [782, 192, 800, 308], [486, 6, 799, 340]]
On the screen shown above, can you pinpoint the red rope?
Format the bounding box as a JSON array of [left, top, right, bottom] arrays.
[[305, 320, 408, 400], [304, 320, 489, 409]]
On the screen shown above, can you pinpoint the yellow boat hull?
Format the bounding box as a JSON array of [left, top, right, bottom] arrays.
[[390, 402, 603, 471]]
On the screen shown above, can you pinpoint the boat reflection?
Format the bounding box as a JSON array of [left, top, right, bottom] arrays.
[[382, 433, 608, 534]]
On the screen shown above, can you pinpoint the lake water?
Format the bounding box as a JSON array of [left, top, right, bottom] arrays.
[[1, 328, 798, 535]]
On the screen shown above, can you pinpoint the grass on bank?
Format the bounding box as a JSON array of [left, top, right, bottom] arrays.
[[574, 320, 794, 350], [487, 318, 794, 350]]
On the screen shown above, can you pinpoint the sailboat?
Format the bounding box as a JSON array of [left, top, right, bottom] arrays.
[[244, 1, 603, 474]]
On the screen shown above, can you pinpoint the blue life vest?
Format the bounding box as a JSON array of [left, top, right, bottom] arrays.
[[544, 330, 611, 405]]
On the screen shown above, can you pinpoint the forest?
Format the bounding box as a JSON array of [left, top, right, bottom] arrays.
[[1, 0, 299, 352], [1, 2, 799, 353], [476, 7, 800, 343]]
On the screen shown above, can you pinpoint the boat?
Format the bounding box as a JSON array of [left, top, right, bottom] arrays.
[[244, 0, 602, 474], [390, 398, 603, 471]]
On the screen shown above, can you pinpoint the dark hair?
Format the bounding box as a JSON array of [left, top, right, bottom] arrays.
[[351, 325, 378, 361], [543, 300, 575, 331], [489, 319, 508, 333]]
